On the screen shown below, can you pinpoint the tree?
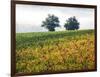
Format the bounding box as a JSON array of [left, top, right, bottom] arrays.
[[64, 16, 80, 30], [41, 14, 60, 31]]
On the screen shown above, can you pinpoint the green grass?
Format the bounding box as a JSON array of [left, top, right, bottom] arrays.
[[16, 29, 94, 50], [16, 29, 95, 73]]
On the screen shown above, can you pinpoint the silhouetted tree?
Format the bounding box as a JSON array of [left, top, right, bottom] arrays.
[[41, 14, 60, 31], [64, 16, 80, 30]]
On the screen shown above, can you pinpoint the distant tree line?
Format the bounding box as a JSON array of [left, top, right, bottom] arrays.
[[41, 14, 80, 31]]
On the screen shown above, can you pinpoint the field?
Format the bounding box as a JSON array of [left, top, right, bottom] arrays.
[[16, 29, 95, 73]]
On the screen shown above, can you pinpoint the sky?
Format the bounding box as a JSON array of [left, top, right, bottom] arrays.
[[16, 4, 95, 33]]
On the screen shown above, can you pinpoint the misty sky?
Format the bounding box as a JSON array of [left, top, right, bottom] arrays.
[[16, 4, 94, 33]]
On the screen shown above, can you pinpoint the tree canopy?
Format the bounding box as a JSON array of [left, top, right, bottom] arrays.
[[64, 16, 80, 30], [41, 14, 60, 31]]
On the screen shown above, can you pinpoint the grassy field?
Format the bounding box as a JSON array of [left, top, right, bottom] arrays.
[[16, 29, 95, 73]]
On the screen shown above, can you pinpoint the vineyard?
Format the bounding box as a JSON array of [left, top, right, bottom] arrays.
[[16, 29, 95, 73]]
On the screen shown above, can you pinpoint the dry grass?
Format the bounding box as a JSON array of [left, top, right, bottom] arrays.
[[16, 30, 95, 73]]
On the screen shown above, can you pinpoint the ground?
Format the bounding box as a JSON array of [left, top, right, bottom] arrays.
[[16, 29, 95, 73]]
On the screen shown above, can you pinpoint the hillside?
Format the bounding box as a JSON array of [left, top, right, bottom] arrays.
[[16, 29, 95, 73]]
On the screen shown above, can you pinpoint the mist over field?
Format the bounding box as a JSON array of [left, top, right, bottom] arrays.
[[16, 4, 94, 33]]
